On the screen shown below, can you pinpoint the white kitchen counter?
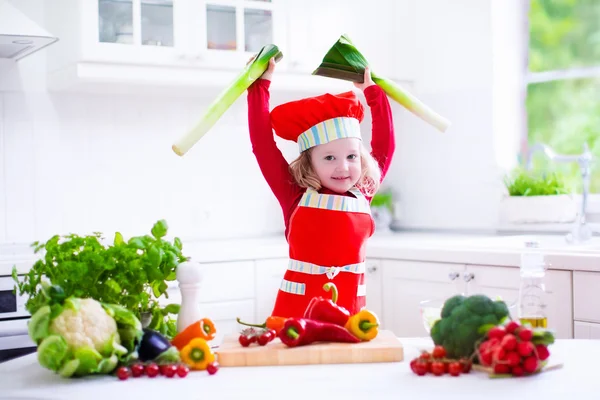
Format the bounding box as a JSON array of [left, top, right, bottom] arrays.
[[0, 337, 598, 399], [2, 231, 600, 276]]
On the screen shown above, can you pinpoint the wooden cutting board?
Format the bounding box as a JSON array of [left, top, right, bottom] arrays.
[[215, 329, 404, 367]]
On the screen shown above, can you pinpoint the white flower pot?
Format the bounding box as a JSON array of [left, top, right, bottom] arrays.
[[500, 194, 578, 224]]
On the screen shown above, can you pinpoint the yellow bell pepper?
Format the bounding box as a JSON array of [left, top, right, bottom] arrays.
[[345, 309, 380, 341], [180, 337, 215, 370]]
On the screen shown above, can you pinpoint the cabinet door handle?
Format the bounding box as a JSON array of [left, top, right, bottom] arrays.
[[463, 272, 475, 282], [367, 265, 377, 274], [448, 272, 459, 280]]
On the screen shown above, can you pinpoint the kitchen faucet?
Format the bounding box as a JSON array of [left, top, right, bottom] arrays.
[[525, 142, 594, 244]]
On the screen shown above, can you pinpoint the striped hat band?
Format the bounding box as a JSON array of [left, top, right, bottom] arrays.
[[297, 117, 362, 152]]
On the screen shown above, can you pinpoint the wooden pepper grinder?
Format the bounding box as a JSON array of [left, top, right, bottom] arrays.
[[176, 260, 204, 333]]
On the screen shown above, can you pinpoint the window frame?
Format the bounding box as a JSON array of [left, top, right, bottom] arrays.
[[521, 0, 600, 213]]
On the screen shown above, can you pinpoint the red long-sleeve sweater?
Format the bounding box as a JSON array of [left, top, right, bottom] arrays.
[[248, 79, 395, 239]]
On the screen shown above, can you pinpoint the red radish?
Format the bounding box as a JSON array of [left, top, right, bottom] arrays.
[[501, 334, 517, 351], [518, 341, 534, 357], [535, 344, 550, 361], [518, 328, 533, 342], [506, 351, 521, 367], [487, 326, 506, 340], [511, 365, 525, 377], [493, 347, 507, 363], [494, 364, 510, 374], [505, 321, 520, 334], [523, 356, 539, 373]]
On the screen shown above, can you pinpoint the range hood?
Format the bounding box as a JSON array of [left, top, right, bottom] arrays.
[[0, 0, 58, 61]]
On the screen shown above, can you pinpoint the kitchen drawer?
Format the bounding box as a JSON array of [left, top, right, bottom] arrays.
[[574, 321, 600, 339], [574, 271, 600, 323]]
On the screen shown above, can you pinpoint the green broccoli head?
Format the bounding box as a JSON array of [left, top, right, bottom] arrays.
[[441, 295, 466, 318], [429, 294, 510, 359]]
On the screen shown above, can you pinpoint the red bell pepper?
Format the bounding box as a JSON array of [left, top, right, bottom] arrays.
[[278, 317, 361, 347], [303, 283, 350, 326]]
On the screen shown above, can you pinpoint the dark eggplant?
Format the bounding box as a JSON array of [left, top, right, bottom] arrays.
[[137, 328, 172, 362]]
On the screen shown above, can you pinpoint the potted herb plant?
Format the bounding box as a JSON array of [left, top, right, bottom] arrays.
[[12, 219, 186, 339], [371, 189, 395, 232], [500, 167, 577, 223]]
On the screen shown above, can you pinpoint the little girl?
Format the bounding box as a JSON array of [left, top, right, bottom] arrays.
[[247, 57, 396, 318]]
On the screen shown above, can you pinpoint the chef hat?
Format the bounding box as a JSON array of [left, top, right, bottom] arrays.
[[270, 91, 365, 152]]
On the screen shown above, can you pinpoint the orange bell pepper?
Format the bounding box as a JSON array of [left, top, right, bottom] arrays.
[[171, 318, 217, 350]]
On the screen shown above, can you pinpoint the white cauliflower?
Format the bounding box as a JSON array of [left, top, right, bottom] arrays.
[[28, 292, 142, 378], [49, 298, 118, 352]]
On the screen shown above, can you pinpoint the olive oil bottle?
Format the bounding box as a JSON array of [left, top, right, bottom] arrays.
[[517, 241, 548, 329], [519, 316, 548, 329]]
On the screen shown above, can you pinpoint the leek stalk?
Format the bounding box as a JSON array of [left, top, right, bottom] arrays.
[[312, 34, 451, 133], [172, 44, 283, 156]]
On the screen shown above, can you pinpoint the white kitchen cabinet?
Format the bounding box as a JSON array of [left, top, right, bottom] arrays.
[[573, 271, 600, 323], [42, 0, 415, 94], [43, 0, 292, 93], [380, 260, 574, 339], [364, 258, 383, 323], [381, 260, 465, 337], [254, 258, 288, 323], [574, 321, 600, 339], [161, 260, 256, 345], [466, 265, 573, 339]]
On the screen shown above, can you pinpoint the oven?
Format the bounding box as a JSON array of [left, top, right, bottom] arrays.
[[0, 262, 36, 363]]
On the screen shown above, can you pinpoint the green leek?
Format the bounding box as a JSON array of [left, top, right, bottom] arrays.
[[312, 34, 451, 133], [172, 44, 283, 156]]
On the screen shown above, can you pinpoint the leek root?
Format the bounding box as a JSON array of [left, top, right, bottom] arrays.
[[312, 34, 451, 133], [172, 44, 283, 156]]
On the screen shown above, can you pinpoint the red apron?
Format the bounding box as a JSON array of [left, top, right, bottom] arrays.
[[271, 187, 375, 318]]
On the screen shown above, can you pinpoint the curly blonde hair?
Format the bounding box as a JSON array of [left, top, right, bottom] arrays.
[[289, 143, 382, 197]]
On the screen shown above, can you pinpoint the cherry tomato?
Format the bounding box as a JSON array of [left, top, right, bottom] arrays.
[[459, 358, 472, 373], [159, 364, 171, 376], [432, 345, 446, 359], [177, 364, 189, 378], [164, 364, 177, 378], [410, 358, 419, 374], [207, 362, 220, 375], [414, 360, 428, 376], [145, 363, 159, 378], [116, 366, 130, 381], [130, 363, 144, 378], [239, 335, 251, 347], [431, 361, 446, 376], [257, 331, 273, 346], [448, 362, 462, 377]]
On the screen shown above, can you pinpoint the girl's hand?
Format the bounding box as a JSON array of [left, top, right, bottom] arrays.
[[246, 55, 276, 81], [353, 66, 375, 91]]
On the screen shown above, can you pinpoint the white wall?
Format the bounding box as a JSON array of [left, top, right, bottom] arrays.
[[0, 0, 514, 246], [385, 0, 509, 231]]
